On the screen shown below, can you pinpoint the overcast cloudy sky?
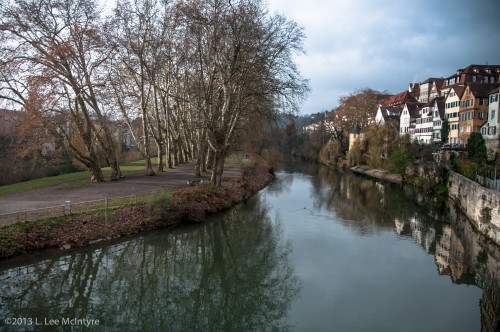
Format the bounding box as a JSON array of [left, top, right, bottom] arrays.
[[266, 0, 500, 114]]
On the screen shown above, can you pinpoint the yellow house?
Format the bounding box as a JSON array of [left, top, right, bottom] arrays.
[[349, 124, 364, 151]]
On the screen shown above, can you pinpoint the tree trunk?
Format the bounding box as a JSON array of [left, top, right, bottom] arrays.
[[157, 144, 164, 172], [166, 139, 173, 169], [145, 157, 155, 176], [109, 158, 123, 180], [210, 149, 225, 186], [89, 162, 104, 182], [172, 138, 179, 167], [205, 146, 213, 171]]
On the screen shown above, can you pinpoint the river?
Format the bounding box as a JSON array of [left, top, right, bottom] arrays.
[[0, 163, 498, 331]]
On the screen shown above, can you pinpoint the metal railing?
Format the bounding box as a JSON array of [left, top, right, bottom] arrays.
[[0, 192, 153, 225]]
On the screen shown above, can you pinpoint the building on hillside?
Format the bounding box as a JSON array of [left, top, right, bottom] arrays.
[[458, 83, 499, 145], [441, 65, 500, 96], [375, 105, 401, 125], [399, 102, 420, 135], [409, 83, 420, 100], [480, 87, 500, 154], [444, 84, 466, 145], [418, 78, 444, 104], [348, 124, 365, 151], [414, 100, 435, 144], [431, 97, 446, 143], [380, 90, 417, 107]]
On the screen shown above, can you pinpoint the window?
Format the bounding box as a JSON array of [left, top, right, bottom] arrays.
[[472, 75, 476, 82], [466, 125, 471, 132], [491, 110, 496, 119], [478, 112, 484, 119]]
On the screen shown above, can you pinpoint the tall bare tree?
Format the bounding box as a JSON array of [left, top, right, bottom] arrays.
[[0, 0, 122, 181], [177, 0, 308, 185]]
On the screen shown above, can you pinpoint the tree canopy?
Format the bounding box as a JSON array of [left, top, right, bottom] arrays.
[[0, 0, 309, 184]]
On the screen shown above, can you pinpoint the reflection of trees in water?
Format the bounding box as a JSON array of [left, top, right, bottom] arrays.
[[266, 172, 294, 197], [0, 198, 300, 331], [309, 166, 448, 238]]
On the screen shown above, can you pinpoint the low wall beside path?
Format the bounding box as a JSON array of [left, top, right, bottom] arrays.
[[448, 171, 500, 246]]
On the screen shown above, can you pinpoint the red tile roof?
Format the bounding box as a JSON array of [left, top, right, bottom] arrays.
[[380, 90, 417, 107]]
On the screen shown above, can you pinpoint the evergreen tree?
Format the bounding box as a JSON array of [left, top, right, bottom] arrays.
[[467, 132, 487, 162], [441, 119, 450, 144]]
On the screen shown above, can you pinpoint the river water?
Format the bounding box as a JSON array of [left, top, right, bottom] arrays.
[[0, 163, 498, 331]]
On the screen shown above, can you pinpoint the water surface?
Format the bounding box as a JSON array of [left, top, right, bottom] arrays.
[[0, 164, 498, 331]]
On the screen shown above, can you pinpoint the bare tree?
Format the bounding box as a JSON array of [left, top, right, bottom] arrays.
[[177, 0, 308, 185], [0, 0, 122, 181], [107, 0, 170, 176], [328, 88, 390, 154]]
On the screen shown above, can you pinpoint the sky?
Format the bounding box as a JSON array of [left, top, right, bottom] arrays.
[[265, 0, 500, 115]]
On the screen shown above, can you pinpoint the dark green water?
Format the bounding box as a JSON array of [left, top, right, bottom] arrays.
[[0, 164, 499, 331]]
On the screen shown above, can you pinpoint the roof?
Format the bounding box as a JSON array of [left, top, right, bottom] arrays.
[[449, 84, 466, 98], [445, 64, 500, 84], [351, 124, 362, 134], [380, 90, 417, 107], [466, 83, 500, 98], [432, 79, 445, 93], [489, 87, 499, 95], [404, 102, 420, 119], [458, 64, 500, 76], [433, 97, 446, 118], [421, 77, 443, 85]]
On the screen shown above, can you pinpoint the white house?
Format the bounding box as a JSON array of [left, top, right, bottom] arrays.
[[414, 101, 434, 144], [376, 105, 401, 125], [399, 102, 419, 135], [481, 87, 500, 152], [431, 97, 446, 143]]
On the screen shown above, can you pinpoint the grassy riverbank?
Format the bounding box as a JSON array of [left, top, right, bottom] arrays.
[[0, 159, 274, 260]]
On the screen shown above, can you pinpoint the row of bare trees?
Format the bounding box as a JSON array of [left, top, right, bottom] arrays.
[[0, 0, 308, 185]]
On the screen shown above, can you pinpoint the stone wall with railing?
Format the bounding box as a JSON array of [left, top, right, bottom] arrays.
[[448, 171, 500, 246]]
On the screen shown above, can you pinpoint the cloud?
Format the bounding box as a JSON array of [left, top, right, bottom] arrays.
[[267, 0, 500, 114]]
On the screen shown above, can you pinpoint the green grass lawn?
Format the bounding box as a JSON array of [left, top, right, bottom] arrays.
[[0, 155, 243, 197], [0, 158, 164, 197]]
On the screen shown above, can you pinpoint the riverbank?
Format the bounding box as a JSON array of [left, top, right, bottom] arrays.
[[349, 165, 403, 184], [350, 164, 500, 246], [0, 158, 274, 259]]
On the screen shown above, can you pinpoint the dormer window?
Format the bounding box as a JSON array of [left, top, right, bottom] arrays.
[[473, 67, 479, 73]]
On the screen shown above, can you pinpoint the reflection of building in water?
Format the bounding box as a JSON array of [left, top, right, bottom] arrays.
[[435, 225, 466, 283], [409, 217, 435, 253], [394, 218, 405, 236], [476, 274, 500, 332]]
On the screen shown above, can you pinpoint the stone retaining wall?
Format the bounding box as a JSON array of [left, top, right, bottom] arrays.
[[448, 171, 500, 246]]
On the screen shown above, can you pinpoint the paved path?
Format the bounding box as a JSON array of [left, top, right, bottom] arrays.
[[0, 162, 240, 215]]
